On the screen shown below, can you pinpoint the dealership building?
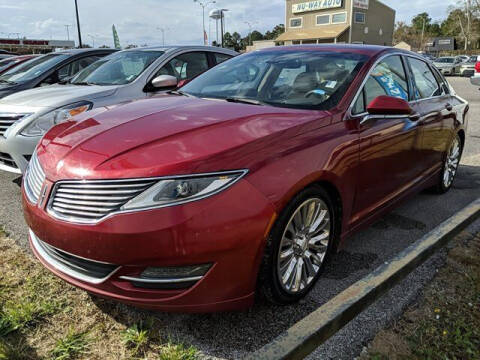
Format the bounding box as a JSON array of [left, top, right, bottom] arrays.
[[0, 38, 75, 54], [276, 0, 395, 46]]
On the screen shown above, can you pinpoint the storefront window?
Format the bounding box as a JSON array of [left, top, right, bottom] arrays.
[[332, 12, 347, 24], [316, 14, 330, 25], [290, 18, 303, 28]]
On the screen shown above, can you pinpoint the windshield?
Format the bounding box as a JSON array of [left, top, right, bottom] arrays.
[[181, 50, 368, 110], [0, 54, 69, 84], [0, 57, 20, 72], [70, 50, 164, 85], [436, 58, 455, 63]]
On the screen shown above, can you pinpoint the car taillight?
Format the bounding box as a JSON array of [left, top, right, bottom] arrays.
[[475, 62, 480, 73]]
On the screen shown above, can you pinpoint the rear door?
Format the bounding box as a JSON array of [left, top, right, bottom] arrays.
[[405, 56, 455, 174], [351, 55, 422, 221]]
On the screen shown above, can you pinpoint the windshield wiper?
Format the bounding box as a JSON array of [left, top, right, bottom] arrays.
[[225, 97, 265, 106], [0, 79, 16, 85], [167, 90, 193, 97], [72, 81, 95, 86]]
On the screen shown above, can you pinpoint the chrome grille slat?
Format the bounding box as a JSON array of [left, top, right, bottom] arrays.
[[55, 193, 132, 201], [48, 179, 156, 223], [57, 188, 147, 195], [0, 113, 29, 136], [53, 198, 123, 207], [52, 202, 118, 213], [24, 152, 46, 204]]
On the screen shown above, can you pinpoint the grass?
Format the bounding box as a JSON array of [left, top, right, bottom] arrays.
[[49, 330, 89, 360], [361, 230, 480, 360], [0, 230, 200, 360]]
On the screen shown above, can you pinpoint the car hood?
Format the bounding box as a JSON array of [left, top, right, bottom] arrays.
[[0, 84, 118, 108], [38, 95, 331, 181], [434, 62, 453, 67]]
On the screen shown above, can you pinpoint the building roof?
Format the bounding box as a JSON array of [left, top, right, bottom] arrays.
[[276, 24, 350, 41]]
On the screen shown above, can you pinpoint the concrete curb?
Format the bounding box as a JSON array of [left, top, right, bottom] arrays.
[[245, 198, 480, 360]]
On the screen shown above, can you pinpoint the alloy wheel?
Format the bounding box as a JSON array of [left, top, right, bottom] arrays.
[[443, 135, 461, 188], [277, 198, 331, 294]]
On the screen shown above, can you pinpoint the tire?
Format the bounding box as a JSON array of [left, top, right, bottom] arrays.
[[258, 185, 337, 305], [433, 133, 462, 194]]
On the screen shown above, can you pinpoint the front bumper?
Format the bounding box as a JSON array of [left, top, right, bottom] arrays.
[[0, 134, 38, 174], [24, 178, 277, 312]]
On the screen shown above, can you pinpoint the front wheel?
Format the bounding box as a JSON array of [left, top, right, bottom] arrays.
[[258, 185, 336, 304], [433, 133, 462, 193]]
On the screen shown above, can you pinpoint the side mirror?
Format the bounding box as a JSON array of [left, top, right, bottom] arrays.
[[151, 75, 178, 89], [367, 95, 412, 116]]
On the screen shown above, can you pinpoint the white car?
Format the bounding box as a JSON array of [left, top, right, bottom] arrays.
[[469, 55, 480, 86], [0, 46, 237, 174]]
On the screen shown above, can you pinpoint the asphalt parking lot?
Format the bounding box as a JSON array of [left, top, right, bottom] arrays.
[[0, 76, 479, 360]]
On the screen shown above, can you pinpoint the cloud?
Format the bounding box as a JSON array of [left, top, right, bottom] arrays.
[[0, 0, 459, 46]]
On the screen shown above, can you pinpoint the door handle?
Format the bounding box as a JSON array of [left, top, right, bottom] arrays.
[[445, 103, 453, 111], [409, 112, 421, 121]]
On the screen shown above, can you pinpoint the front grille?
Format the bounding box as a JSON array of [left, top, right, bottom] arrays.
[[0, 152, 17, 169], [31, 230, 119, 284], [24, 152, 46, 204], [48, 179, 156, 223], [0, 113, 28, 137]]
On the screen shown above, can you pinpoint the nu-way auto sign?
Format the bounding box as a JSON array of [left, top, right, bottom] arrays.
[[292, 0, 342, 14]]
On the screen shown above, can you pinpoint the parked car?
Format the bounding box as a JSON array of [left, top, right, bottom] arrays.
[[421, 53, 436, 62], [469, 56, 480, 86], [0, 48, 116, 100], [23, 45, 468, 312], [456, 55, 469, 63], [0, 46, 237, 174], [0, 55, 38, 75], [457, 57, 477, 77], [433, 56, 461, 75]]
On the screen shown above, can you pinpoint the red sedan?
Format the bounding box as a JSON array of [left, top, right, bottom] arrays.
[[0, 54, 37, 75], [23, 45, 468, 312]]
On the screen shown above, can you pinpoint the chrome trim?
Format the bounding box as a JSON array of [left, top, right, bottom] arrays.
[[0, 162, 21, 174], [47, 169, 249, 225], [29, 229, 120, 285], [0, 112, 31, 137], [360, 114, 410, 125], [119, 275, 203, 284], [24, 152, 45, 204]]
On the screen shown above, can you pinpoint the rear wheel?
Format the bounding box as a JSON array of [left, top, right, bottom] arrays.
[[433, 133, 462, 193], [258, 185, 336, 304]]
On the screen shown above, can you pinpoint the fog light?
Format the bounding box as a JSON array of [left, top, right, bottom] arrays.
[[120, 264, 212, 290], [141, 264, 211, 279]]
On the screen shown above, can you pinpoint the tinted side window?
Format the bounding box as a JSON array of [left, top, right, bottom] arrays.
[[214, 53, 233, 65], [156, 52, 209, 81], [352, 55, 409, 114], [407, 57, 441, 99], [57, 56, 100, 81]]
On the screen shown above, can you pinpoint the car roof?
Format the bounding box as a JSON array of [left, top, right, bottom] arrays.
[[256, 44, 404, 57], [120, 45, 238, 55], [53, 48, 117, 55]]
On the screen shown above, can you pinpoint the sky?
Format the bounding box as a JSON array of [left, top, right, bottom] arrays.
[[0, 0, 458, 48]]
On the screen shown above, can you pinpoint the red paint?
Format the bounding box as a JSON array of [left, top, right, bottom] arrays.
[[23, 46, 468, 312], [367, 95, 412, 115], [0, 55, 37, 75]]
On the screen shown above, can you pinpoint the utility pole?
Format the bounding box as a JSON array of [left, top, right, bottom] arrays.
[[244, 21, 258, 46], [65, 25, 71, 41], [420, 17, 425, 51], [219, 9, 229, 48], [157, 27, 169, 46], [193, 0, 216, 45], [74, 0, 83, 47]]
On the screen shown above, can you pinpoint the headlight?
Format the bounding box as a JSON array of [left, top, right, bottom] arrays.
[[120, 170, 248, 211], [21, 101, 93, 137]]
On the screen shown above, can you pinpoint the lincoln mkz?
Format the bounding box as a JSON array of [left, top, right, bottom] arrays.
[[23, 45, 468, 312]]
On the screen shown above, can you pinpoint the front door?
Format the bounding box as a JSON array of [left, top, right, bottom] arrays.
[[350, 55, 422, 223]]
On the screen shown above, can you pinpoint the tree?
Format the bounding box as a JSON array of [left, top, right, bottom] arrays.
[[223, 32, 243, 51]]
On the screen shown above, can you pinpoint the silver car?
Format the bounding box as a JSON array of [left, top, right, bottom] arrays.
[[433, 56, 461, 76], [0, 46, 237, 173]]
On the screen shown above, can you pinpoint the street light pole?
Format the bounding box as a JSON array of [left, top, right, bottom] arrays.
[[157, 27, 169, 46], [88, 34, 95, 48], [193, 0, 216, 45], [74, 0, 83, 47], [244, 21, 258, 46], [65, 25, 71, 41]]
